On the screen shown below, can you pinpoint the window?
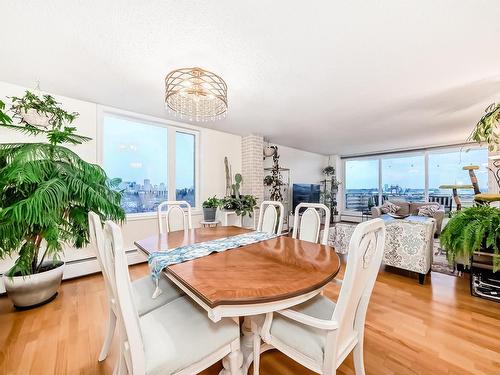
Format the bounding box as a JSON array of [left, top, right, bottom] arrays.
[[345, 159, 379, 211], [343, 146, 488, 212], [175, 132, 196, 207], [428, 148, 488, 208], [382, 154, 425, 202], [102, 112, 198, 214]]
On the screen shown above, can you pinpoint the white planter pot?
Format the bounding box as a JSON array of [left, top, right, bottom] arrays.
[[20, 108, 51, 128], [263, 146, 276, 158], [3, 261, 65, 309]]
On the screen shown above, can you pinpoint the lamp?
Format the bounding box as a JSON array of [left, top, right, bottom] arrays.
[[165, 67, 227, 122]]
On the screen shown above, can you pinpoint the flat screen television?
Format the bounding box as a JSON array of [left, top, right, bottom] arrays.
[[292, 184, 320, 212]]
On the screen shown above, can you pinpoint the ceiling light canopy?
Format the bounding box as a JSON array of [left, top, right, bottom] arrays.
[[165, 67, 227, 122]]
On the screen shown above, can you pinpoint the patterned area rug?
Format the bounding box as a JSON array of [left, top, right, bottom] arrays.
[[432, 239, 457, 276]]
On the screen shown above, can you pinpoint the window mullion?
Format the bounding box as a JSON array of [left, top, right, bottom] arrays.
[[424, 151, 429, 202], [167, 127, 176, 200]]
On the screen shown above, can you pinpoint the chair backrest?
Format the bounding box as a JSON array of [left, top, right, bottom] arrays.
[[429, 195, 452, 212], [105, 220, 146, 375], [88, 211, 116, 305], [257, 201, 285, 235], [157, 200, 193, 234], [292, 203, 330, 244], [328, 218, 385, 365]]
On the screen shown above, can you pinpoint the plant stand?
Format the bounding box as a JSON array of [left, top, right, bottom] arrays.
[[438, 184, 473, 210], [200, 220, 220, 228]]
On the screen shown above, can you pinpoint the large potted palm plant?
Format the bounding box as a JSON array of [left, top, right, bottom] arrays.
[[0, 91, 125, 308]]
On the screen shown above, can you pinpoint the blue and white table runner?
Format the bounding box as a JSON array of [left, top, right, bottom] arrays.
[[148, 231, 277, 298]]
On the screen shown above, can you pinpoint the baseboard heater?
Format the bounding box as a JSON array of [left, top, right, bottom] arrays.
[[0, 248, 146, 294]]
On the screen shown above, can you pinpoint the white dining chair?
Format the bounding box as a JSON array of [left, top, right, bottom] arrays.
[[157, 200, 193, 234], [292, 203, 330, 245], [256, 201, 285, 235], [251, 218, 385, 375], [104, 220, 243, 375], [88, 212, 184, 362]]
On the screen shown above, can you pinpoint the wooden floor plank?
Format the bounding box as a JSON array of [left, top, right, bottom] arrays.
[[0, 263, 499, 375]]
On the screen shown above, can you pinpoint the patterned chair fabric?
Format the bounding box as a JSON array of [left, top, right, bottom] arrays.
[[383, 219, 435, 274], [325, 223, 357, 255], [327, 218, 435, 274]]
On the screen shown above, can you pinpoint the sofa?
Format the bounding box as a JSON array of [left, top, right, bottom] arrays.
[[371, 199, 445, 235], [326, 217, 435, 284]]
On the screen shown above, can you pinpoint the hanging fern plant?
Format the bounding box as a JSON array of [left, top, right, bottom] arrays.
[[440, 206, 500, 272], [468, 103, 500, 152], [0, 91, 125, 277]]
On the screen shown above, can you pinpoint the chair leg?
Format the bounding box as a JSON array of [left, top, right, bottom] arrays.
[[418, 273, 426, 285], [353, 340, 365, 375], [113, 350, 125, 375], [99, 307, 117, 361], [251, 320, 261, 375], [221, 340, 243, 375]]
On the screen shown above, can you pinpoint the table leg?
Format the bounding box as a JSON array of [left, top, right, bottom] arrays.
[[220, 340, 243, 375], [237, 317, 274, 374]]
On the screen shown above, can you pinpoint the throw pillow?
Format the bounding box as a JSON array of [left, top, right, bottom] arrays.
[[418, 205, 438, 217], [380, 201, 400, 214]]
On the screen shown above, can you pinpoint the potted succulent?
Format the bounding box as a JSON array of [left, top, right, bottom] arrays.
[[0, 91, 125, 308], [202, 196, 221, 222], [440, 206, 499, 272]]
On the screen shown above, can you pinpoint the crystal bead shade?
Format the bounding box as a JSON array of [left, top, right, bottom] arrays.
[[165, 67, 228, 122]]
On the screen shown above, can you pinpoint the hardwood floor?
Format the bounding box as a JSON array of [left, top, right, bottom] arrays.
[[1, 263, 499, 375]]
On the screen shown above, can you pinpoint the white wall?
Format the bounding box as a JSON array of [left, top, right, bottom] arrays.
[[0, 81, 241, 285], [263, 144, 328, 185]]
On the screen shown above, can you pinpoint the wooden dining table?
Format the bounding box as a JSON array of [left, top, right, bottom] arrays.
[[135, 226, 341, 375]]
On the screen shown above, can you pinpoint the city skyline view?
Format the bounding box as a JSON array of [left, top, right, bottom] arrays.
[[103, 116, 196, 213], [346, 148, 488, 190], [344, 148, 489, 211]]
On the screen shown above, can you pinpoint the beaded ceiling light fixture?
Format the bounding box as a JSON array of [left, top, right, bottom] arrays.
[[165, 67, 228, 122]]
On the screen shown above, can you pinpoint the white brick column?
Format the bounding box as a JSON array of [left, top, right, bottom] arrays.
[[241, 135, 264, 203]]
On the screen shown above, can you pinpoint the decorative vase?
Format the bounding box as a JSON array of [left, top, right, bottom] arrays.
[[3, 260, 65, 309], [203, 207, 217, 222]]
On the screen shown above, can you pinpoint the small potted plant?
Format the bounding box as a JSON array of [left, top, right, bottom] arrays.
[[220, 195, 258, 217], [263, 175, 273, 186], [322, 165, 335, 177], [0, 91, 125, 309], [202, 196, 221, 222]]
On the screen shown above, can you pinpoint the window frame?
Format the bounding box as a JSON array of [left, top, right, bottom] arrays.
[[97, 106, 200, 218], [341, 144, 487, 215]]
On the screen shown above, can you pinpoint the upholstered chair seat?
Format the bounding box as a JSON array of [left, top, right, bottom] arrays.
[[132, 276, 184, 316], [141, 297, 240, 375], [266, 294, 338, 363]]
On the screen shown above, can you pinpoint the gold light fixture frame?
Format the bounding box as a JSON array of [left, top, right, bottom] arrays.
[[165, 67, 228, 122]]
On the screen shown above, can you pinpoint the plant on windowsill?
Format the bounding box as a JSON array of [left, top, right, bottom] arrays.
[[440, 206, 499, 272], [202, 196, 221, 222], [0, 91, 125, 309]]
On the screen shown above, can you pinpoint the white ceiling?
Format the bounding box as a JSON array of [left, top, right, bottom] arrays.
[[1, 0, 499, 155]]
